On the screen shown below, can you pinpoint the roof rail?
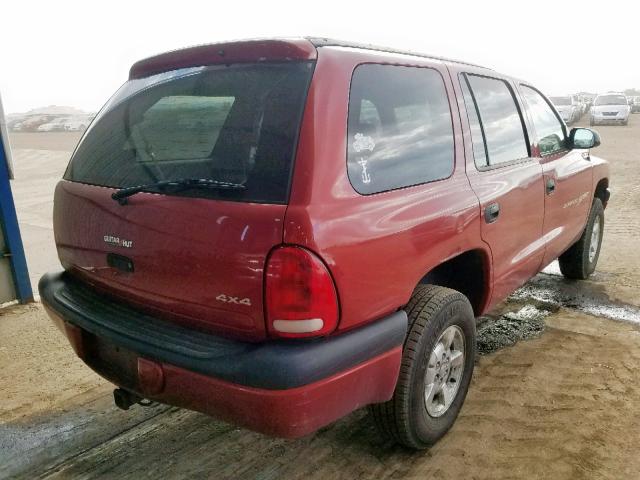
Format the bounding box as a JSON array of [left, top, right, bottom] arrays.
[[306, 37, 491, 70]]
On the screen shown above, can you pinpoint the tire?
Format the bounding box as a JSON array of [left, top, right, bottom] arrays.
[[369, 285, 476, 449], [559, 198, 604, 280], [590, 119, 595, 126]]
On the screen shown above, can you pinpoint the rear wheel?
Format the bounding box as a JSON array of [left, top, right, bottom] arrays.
[[559, 198, 604, 279], [369, 285, 476, 449]]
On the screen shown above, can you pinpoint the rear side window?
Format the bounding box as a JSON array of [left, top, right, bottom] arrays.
[[459, 75, 488, 168], [520, 86, 567, 156], [347, 64, 454, 195], [464, 74, 529, 166], [65, 62, 314, 204]]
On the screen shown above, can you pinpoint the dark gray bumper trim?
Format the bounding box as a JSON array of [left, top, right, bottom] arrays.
[[39, 271, 407, 390]]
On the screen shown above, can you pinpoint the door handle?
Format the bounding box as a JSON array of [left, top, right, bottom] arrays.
[[484, 202, 500, 224], [546, 178, 556, 195]]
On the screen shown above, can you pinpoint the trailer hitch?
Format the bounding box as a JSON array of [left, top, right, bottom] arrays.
[[113, 388, 156, 410]]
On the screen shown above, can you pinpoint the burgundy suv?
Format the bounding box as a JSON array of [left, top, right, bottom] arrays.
[[40, 38, 610, 449]]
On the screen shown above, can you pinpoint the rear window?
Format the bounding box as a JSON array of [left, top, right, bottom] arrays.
[[347, 64, 454, 195], [65, 62, 314, 204]]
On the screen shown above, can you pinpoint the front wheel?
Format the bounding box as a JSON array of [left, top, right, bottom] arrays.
[[369, 285, 476, 449], [559, 198, 604, 279]]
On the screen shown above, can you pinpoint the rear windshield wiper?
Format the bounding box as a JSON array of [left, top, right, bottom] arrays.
[[111, 178, 246, 205]]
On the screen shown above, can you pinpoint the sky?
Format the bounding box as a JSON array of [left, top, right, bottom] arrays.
[[1, 0, 638, 114]]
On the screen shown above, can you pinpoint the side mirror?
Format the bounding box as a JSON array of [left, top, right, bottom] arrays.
[[569, 127, 600, 149]]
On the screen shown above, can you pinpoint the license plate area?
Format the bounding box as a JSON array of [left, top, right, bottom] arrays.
[[85, 333, 139, 390]]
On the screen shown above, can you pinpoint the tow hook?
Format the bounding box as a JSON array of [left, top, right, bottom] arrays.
[[113, 388, 156, 410]]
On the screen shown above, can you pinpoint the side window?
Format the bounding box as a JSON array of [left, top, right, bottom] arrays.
[[347, 64, 454, 194], [520, 86, 567, 156], [465, 74, 529, 166], [459, 75, 488, 168]]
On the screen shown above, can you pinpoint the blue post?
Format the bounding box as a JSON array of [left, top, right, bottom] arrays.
[[0, 133, 33, 303]]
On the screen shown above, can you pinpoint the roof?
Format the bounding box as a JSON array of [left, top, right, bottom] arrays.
[[129, 37, 492, 80], [306, 37, 491, 70]]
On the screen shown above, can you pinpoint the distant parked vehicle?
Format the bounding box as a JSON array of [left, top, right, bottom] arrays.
[[579, 98, 588, 116], [550, 95, 581, 124], [632, 96, 640, 114], [35, 116, 91, 132], [582, 94, 596, 110], [11, 115, 55, 132], [36, 118, 69, 132], [591, 93, 631, 125], [63, 120, 89, 132]]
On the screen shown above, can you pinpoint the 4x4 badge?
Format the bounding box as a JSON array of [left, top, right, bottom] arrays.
[[216, 294, 252, 306]]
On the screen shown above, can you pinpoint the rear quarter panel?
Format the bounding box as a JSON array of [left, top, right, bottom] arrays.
[[285, 48, 491, 332]]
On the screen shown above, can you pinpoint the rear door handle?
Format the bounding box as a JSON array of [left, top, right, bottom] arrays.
[[484, 202, 500, 224], [546, 178, 556, 195]]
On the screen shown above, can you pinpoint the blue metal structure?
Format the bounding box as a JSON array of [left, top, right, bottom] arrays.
[[0, 110, 33, 303]]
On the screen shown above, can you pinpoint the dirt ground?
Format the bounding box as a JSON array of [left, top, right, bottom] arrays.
[[2, 116, 640, 479]]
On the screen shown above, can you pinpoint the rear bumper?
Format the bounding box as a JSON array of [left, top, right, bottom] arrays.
[[39, 271, 406, 437]]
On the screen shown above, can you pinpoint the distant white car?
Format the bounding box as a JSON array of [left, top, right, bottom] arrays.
[[550, 95, 581, 124], [36, 117, 91, 132], [591, 93, 631, 126], [63, 120, 89, 132], [37, 122, 65, 132], [37, 118, 69, 132]]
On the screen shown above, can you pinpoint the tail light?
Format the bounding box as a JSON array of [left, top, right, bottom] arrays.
[[265, 246, 339, 338]]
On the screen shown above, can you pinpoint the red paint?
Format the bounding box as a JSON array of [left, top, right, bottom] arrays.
[[137, 358, 165, 395], [54, 41, 609, 340], [156, 346, 401, 438], [53, 310, 401, 438], [129, 39, 317, 79], [46, 38, 611, 437], [54, 181, 285, 341], [286, 48, 491, 329]]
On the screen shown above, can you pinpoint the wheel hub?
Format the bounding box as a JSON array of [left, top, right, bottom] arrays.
[[589, 216, 601, 263], [424, 325, 465, 418]]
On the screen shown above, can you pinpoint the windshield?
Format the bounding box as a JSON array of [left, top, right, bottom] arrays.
[[64, 62, 314, 204], [550, 96, 571, 106], [594, 95, 627, 106]]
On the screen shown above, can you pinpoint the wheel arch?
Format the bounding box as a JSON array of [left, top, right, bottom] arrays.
[[416, 248, 492, 317], [594, 177, 610, 208]]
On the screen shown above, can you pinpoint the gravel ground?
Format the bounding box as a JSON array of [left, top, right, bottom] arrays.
[[2, 115, 640, 479]]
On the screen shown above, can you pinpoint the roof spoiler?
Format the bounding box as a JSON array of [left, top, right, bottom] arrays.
[[129, 38, 317, 80]]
